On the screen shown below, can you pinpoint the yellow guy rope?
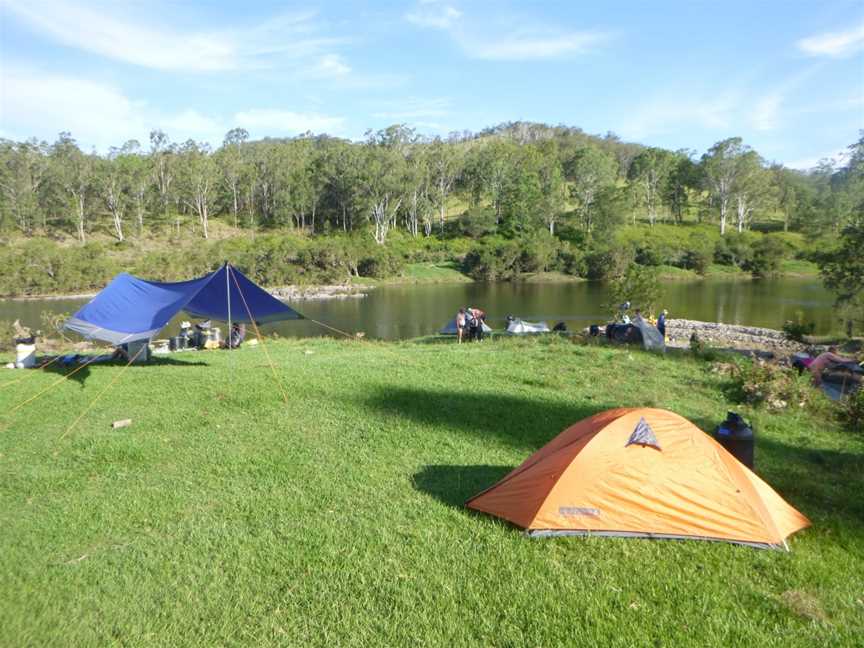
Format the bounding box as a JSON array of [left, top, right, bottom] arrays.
[[58, 345, 145, 441], [0, 353, 63, 390], [302, 316, 358, 340], [230, 268, 290, 404], [6, 353, 104, 415]]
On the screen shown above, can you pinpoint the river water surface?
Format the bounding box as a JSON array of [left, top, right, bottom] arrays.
[[0, 277, 839, 341]]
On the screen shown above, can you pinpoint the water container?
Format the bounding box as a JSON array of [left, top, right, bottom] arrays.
[[714, 412, 754, 469], [15, 343, 36, 369]]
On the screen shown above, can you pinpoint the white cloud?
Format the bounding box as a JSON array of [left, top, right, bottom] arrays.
[[786, 149, 850, 171], [233, 109, 345, 135], [0, 66, 150, 149], [404, 2, 610, 60], [749, 68, 816, 132], [465, 31, 609, 60], [797, 22, 864, 58], [406, 3, 462, 30], [306, 54, 352, 79], [0, 65, 345, 150], [1, 0, 345, 73], [617, 93, 738, 140]]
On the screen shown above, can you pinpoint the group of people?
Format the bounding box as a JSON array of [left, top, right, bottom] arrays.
[[617, 302, 669, 338], [455, 307, 487, 343]]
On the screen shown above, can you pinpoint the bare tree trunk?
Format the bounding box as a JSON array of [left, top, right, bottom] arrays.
[[75, 195, 86, 243]]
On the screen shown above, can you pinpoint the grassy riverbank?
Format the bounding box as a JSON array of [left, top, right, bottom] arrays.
[[1, 337, 862, 646]]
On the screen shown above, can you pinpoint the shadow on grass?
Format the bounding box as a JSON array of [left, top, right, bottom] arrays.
[[41, 355, 209, 387], [363, 386, 611, 452], [755, 435, 864, 527], [412, 464, 512, 508]]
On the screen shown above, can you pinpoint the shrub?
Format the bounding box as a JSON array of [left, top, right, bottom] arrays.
[[605, 265, 662, 316], [462, 239, 522, 280], [747, 235, 789, 277], [583, 246, 635, 281], [714, 232, 756, 269], [458, 207, 498, 239], [838, 388, 864, 433], [727, 359, 814, 410], [357, 249, 405, 279], [782, 311, 815, 342], [0, 320, 16, 352]]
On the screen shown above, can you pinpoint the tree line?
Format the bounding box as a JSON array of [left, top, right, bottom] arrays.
[[2, 122, 861, 246]]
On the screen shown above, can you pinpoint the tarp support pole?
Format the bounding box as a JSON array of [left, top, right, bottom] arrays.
[[225, 262, 232, 353]]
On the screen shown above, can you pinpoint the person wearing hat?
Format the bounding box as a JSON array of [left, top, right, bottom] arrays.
[[657, 309, 668, 338]]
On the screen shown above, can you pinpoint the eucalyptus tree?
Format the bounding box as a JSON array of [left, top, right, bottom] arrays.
[[177, 140, 217, 239], [99, 148, 129, 241], [628, 147, 675, 225], [727, 151, 774, 232], [427, 138, 462, 232], [149, 130, 176, 218], [664, 151, 699, 224], [218, 127, 249, 227], [499, 145, 544, 234], [360, 127, 410, 244], [469, 138, 519, 224], [535, 142, 567, 235], [565, 146, 618, 234], [0, 138, 49, 234], [404, 143, 432, 237], [701, 137, 750, 235], [320, 138, 363, 232], [50, 132, 95, 243]]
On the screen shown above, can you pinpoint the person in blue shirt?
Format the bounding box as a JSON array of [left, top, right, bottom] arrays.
[[657, 309, 668, 338]]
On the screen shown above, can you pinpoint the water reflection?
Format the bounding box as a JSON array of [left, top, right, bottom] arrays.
[[0, 277, 839, 341]]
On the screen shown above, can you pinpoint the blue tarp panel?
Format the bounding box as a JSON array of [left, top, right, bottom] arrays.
[[65, 263, 303, 344]]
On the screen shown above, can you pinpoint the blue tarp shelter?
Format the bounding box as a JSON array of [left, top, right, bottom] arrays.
[[65, 263, 303, 345]]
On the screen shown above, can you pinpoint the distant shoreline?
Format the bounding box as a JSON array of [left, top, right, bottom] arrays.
[[0, 269, 823, 303]]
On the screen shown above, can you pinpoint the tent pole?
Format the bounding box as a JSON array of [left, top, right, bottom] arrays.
[[226, 262, 232, 352]]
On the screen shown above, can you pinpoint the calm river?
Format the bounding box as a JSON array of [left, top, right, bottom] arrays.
[[0, 277, 839, 341]]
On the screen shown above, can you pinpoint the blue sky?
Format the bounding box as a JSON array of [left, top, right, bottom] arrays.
[[1, 0, 862, 168]]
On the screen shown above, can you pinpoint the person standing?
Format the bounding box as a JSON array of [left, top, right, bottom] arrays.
[[455, 308, 467, 344], [657, 309, 668, 338], [468, 307, 487, 341]]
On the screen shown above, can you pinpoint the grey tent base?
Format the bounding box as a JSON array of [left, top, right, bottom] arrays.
[[526, 528, 788, 551]]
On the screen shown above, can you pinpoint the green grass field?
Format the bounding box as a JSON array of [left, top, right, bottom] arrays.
[[1, 337, 862, 646]]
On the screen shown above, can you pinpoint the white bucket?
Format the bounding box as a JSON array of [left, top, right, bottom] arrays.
[[15, 343, 36, 369]]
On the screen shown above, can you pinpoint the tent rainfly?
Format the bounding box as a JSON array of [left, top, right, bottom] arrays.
[[64, 263, 303, 345], [439, 318, 493, 335], [467, 407, 810, 550]]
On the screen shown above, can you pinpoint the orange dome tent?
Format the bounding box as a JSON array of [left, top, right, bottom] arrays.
[[466, 408, 810, 550]]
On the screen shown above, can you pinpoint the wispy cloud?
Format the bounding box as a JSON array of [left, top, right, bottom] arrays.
[[797, 22, 864, 58], [786, 148, 850, 171], [616, 92, 739, 140], [465, 31, 610, 60], [404, 1, 611, 60], [0, 65, 346, 150], [750, 67, 818, 132], [1, 0, 345, 73], [406, 2, 462, 30]]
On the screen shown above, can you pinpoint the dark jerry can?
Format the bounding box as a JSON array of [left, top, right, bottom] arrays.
[[714, 412, 755, 470]]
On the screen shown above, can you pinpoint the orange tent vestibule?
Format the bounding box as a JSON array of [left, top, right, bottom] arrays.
[[466, 408, 810, 550]]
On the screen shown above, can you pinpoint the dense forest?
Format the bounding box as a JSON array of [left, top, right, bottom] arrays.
[[1, 122, 862, 327]]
